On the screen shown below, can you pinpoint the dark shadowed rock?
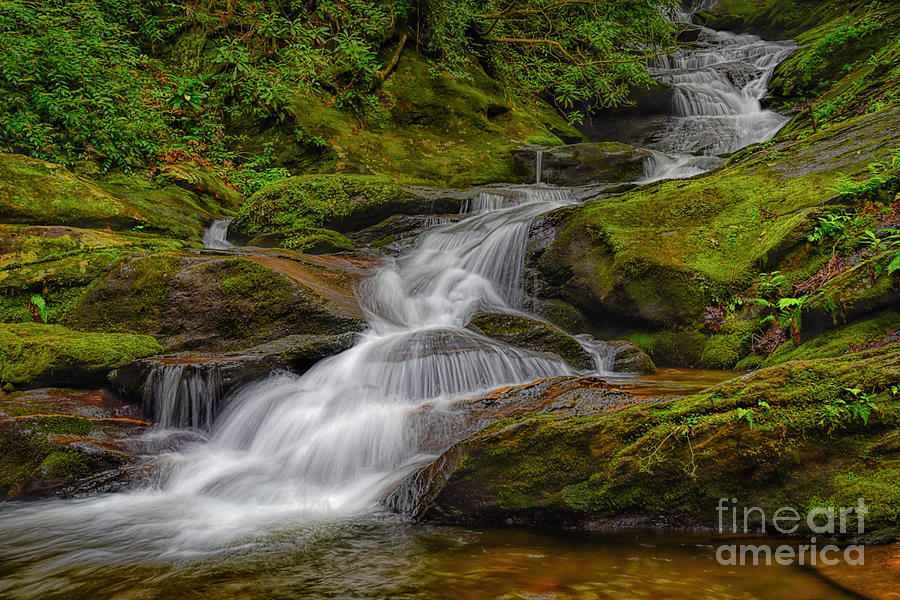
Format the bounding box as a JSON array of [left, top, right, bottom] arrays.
[[512, 143, 650, 186]]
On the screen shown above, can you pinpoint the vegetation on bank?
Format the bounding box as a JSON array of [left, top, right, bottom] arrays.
[[0, 0, 682, 189]]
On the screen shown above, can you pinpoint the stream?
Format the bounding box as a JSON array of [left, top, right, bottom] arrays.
[[0, 8, 831, 600]]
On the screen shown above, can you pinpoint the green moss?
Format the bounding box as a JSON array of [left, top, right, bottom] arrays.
[[282, 228, 355, 254], [535, 104, 900, 332], [626, 330, 707, 367], [39, 451, 92, 479], [763, 309, 900, 367], [0, 322, 162, 386], [232, 174, 413, 236], [469, 312, 593, 370]]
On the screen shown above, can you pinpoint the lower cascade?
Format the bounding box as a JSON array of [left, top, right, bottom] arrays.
[[0, 187, 585, 559]]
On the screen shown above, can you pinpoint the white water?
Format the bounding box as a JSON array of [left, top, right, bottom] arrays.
[[535, 149, 543, 184], [642, 23, 795, 181], [0, 188, 583, 569], [203, 217, 235, 249], [143, 363, 222, 430]]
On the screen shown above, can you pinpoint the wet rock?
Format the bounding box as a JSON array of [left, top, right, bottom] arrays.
[[410, 347, 900, 533], [511, 143, 651, 186], [349, 213, 464, 256], [0, 388, 155, 500], [387, 376, 656, 515], [604, 340, 656, 374], [66, 250, 370, 352], [231, 175, 468, 240], [468, 312, 594, 371]]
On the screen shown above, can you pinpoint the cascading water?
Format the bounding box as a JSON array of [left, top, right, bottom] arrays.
[[142, 364, 222, 430], [535, 149, 544, 184], [0, 187, 581, 571], [641, 14, 795, 181], [203, 217, 235, 249]]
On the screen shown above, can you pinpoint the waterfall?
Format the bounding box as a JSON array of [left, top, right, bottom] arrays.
[[142, 363, 222, 430], [641, 23, 795, 182], [203, 217, 235, 249], [0, 186, 585, 563], [155, 188, 576, 512], [535, 149, 543, 184]]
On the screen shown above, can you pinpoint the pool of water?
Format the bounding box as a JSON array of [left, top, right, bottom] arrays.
[[604, 368, 743, 397], [0, 513, 861, 600]]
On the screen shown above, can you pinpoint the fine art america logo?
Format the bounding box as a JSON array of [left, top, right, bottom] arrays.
[[714, 498, 868, 566]]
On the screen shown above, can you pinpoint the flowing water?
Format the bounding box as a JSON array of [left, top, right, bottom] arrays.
[[0, 14, 812, 596], [0, 188, 591, 588], [203, 217, 235, 249], [642, 21, 795, 181]]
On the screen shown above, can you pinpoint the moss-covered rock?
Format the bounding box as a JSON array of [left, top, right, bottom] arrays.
[[468, 312, 594, 371], [233, 174, 445, 238], [803, 251, 900, 331], [763, 309, 900, 367], [528, 105, 900, 333], [604, 340, 656, 374], [0, 154, 241, 241], [0, 323, 162, 388], [0, 225, 188, 323], [417, 346, 900, 537], [65, 252, 368, 351], [511, 143, 651, 186]]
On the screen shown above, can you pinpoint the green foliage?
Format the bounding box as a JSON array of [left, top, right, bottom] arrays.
[[0, 0, 679, 176]]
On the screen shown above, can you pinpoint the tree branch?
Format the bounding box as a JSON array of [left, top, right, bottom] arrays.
[[379, 33, 408, 81]]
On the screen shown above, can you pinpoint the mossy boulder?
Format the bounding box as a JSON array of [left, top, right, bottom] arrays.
[[604, 340, 656, 374], [231, 174, 469, 239], [0, 225, 188, 323], [528, 105, 900, 334], [65, 252, 368, 351], [415, 346, 900, 536], [803, 251, 900, 332], [468, 312, 594, 371], [246, 227, 355, 254], [511, 143, 651, 186], [0, 154, 240, 240], [0, 323, 162, 388]]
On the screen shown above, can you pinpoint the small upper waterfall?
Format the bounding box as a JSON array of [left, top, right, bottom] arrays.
[[641, 18, 795, 181], [535, 149, 543, 184], [203, 217, 235, 249]]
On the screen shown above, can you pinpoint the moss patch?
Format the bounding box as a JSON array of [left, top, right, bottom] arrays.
[[0, 322, 162, 387]]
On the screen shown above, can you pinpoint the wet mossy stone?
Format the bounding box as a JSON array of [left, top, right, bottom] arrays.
[[603, 340, 656, 374], [469, 312, 593, 371], [417, 346, 900, 534], [0, 154, 240, 240], [0, 323, 162, 388], [511, 143, 651, 186], [232, 174, 464, 237], [528, 105, 900, 331]]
